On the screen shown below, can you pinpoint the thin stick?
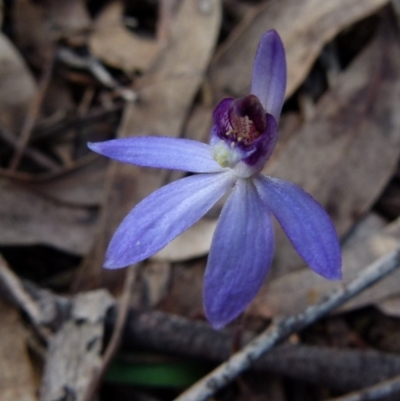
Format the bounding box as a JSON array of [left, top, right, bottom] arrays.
[[326, 373, 400, 401], [81, 264, 136, 401], [174, 249, 400, 401], [0, 127, 58, 170], [9, 49, 55, 171], [0, 254, 42, 325], [0, 254, 50, 342]]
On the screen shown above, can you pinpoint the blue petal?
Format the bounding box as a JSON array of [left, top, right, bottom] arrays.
[[251, 30, 286, 121], [105, 172, 235, 268], [204, 179, 274, 329], [88, 137, 225, 173], [254, 176, 342, 280]]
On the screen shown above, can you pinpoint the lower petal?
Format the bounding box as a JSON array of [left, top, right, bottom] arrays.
[[254, 175, 342, 280], [204, 179, 274, 329], [105, 172, 235, 268]]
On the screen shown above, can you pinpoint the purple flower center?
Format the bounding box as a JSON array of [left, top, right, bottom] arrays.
[[210, 94, 275, 174], [227, 95, 267, 146]]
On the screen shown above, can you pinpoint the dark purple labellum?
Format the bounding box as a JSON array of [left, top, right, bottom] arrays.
[[227, 95, 267, 146]]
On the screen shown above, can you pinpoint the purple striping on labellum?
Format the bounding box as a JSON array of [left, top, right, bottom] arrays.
[[88, 30, 342, 329]]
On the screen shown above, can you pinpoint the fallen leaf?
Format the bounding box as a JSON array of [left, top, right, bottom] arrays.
[[209, 0, 389, 100], [40, 290, 114, 401], [89, 1, 160, 74], [152, 219, 218, 262], [45, 0, 91, 41], [0, 32, 36, 134], [0, 300, 37, 401], [377, 296, 400, 317], [141, 261, 171, 307], [13, 0, 91, 65], [0, 178, 97, 255], [157, 260, 205, 318], [27, 156, 108, 207]]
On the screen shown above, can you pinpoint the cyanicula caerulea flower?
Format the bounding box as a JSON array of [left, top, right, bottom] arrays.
[[88, 30, 342, 329]]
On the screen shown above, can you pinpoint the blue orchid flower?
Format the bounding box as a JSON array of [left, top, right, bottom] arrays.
[[88, 30, 342, 329]]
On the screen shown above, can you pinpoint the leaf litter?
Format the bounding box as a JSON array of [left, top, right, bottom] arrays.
[[2, 1, 400, 401]]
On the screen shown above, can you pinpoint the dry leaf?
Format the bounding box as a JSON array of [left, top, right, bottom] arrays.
[[342, 213, 388, 248], [0, 178, 97, 255], [141, 261, 171, 307], [40, 290, 114, 401], [89, 1, 160, 74], [376, 296, 400, 317], [157, 260, 205, 318], [13, 0, 91, 65], [45, 0, 91, 41], [28, 157, 108, 206], [0, 300, 37, 401], [210, 0, 389, 100], [152, 219, 218, 262], [0, 32, 36, 134]]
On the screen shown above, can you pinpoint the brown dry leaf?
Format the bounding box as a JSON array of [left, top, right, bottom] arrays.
[[13, 0, 91, 65], [12, 0, 48, 65], [0, 300, 37, 401], [341, 213, 388, 249], [27, 157, 109, 206], [141, 261, 171, 307], [0, 178, 97, 255], [263, 17, 400, 278], [377, 296, 400, 316], [210, 0, 389, 100], [157, 259, 205, 318], [89, 1, 160, 74], [249, 214, 400, 318], [0, 32, 36, 134], [40, 290, 114, 401], [45, 0, 91, 41], [152, 219, 218, 262], [74, 0, 222, 291]]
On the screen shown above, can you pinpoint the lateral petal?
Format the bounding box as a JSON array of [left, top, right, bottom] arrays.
[[254, 175, 342, 280], [251, 30, 286, 121], [204, 179, 274, 329], [105, 172, 235, 268], [88, 136, 224, 173]]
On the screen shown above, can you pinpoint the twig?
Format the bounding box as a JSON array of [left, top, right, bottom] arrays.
[[56, 47, 137, 102], [0, 152, 98, 183], [0, 254, 42, 325], [326, 373, 400, 401], [82, 265, 136, 401], [32, 104, 123, 143], [0, 128, 59, 170], [120, 310, 400, 392], [56, 47, 118, 89], [0, 254, 50, 341], [173, 249, 400, 401], [9, 49, 55, 171]]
